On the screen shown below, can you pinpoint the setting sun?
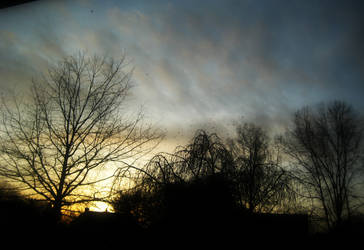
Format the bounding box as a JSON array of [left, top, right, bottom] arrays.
[[91, 201, 113, 212]]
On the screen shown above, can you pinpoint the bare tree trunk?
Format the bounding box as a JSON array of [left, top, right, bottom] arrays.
[[280, 101, 363, 229], [0, 52, 162, 220]]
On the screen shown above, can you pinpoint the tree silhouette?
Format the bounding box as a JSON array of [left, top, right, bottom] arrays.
[[280, 100, 363, 229], [227, 123, 294, 213], [174, 130, 235, 180], [113, 130, 235, 227], [0, 52, 161, 221], [117, 130, 234, 192]]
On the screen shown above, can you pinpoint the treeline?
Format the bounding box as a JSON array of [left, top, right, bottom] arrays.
[[1, 100, 363, 245], [109, 130, 303, 244], [112, 100, 364, 236], [1, 54, 363, 245], [113, 129, 292, 225]]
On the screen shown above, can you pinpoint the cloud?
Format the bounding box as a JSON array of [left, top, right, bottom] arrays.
[[102, 0, 364, 141], [1, 0, 363, 150]]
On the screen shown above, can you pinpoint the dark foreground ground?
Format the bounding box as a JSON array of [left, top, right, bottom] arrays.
[[1, 203, 363, 248], [1, 185, 363, 248]]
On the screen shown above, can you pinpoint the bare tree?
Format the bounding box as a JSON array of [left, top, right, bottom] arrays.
[[228, 123, 294, 213], [175, 130, 234, 180], [112, 130, 235, 224], [280, 101, 363, 229], [0, 53, 161, 220], [120, 130, 234, 192]]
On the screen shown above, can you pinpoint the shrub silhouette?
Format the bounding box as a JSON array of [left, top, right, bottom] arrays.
[[70, 209, 143, 239], [0, 185, 62, 242], [146, 173, 240, 243]]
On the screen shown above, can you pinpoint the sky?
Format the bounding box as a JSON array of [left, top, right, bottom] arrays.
[[1, 0, 364, 150]]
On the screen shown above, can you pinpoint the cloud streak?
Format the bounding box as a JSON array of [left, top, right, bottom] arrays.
[[0, 0, 363, 147]]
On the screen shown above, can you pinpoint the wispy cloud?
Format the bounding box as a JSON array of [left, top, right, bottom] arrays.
[[1, 0, 363, 145]]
